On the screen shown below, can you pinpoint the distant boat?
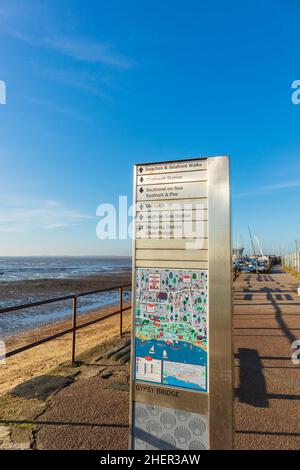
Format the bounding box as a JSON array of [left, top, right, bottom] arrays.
[[149, 345, 155, 354], [163, 350, 167, 358]]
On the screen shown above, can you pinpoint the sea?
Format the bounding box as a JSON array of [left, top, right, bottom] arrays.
[[0, 256, 131, 282], [0, 256, 131, 338]]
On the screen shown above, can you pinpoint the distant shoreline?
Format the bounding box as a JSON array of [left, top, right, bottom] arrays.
[[0, 255, 132, 283]]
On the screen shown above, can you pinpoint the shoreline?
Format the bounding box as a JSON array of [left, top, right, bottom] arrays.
[[0, 301, 132, 396], [0, 270, 132, 395], [0, 270, 132, 339], [0, 269, 131, 304]]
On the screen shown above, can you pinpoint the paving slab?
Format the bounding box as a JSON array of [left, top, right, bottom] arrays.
[[10, 375, 75, 401], [4, 272, 299, 450], [35, 373, 129, 450], [233, 267, 300, 450]]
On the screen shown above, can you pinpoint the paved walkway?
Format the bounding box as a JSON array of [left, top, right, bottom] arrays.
[[233, 267, 300, 449], [1, 267, 299, 449], [0, 335, 131, 450]]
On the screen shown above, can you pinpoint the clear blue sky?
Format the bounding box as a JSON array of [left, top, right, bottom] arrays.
[[0, 0, 300, 256]]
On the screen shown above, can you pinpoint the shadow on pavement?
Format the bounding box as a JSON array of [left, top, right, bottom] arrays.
[[236, 348, 269, 408]]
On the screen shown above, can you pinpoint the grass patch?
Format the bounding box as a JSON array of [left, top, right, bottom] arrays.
[[282, 265, 300, 281], [15, 423, 34, 430]]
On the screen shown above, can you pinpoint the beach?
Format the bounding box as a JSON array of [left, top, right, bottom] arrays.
[[0, 303, 132, 396], [0, 266, 131, 306], [0, 268, 132, 395], [0, 267, 131, 337]]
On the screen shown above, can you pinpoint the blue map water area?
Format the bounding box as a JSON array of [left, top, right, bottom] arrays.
[[135, 337, 207, 367], [163, 375, 207, 392]]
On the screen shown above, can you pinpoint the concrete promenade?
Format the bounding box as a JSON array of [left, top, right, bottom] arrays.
[[233, 267, 300, 449], [1, 267, 299, 449]]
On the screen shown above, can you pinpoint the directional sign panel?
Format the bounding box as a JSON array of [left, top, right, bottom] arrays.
[[137, 199, 208, 212], [135, 221, 208, 240], [137, 181, 207, 201], [137, 160, 207, 175], [137, 170, 207, 186], [130, 157, 232, 450]]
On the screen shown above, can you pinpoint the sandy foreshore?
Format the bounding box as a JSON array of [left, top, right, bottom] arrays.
[[0, 302, 132, 396], [0, 271, 132, 395], [0, 270, 131, 306]]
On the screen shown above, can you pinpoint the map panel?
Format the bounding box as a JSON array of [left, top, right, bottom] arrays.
[[136, 357, 162, 383], [134, 268, 208, 392], [163, 361, 206, 390]]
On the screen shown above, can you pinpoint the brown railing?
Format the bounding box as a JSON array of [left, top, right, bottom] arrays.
[[0, 284, 131, 365]]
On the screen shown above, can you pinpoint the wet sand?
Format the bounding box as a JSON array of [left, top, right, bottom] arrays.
[[0, 271, 132, 395], [0, 270, 131, 306]]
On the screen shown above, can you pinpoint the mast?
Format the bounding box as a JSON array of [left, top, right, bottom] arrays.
[[255, 236, 264, 257], [248, 226, 256, 257]]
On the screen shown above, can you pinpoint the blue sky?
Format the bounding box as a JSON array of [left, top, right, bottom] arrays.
[[0, 0, 300, 256]]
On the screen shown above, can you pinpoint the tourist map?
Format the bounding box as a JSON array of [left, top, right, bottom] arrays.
[[134, 268, 208, 391]]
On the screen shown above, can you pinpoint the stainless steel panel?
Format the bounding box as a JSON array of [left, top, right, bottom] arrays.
[[136, 181, 207, 201], [136, 249, 208, 262], [137, 159, 207, 175], [135, 220, 208, 239], [137, 170, 207, 186], [129, 164, 138, 450], [136, 208, 208, 222], [130, 156, 232, 451], [208, 156, 232, 450], [133, 402, 209, 450], [136, 239, 208, 250], [137, 199, 208, 211], [133, 383, 208, 415], [136, 260, 208, 269]]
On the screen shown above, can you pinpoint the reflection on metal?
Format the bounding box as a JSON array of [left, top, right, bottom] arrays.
[[130, 156, 232, 450], [208, 157, 233, 450]]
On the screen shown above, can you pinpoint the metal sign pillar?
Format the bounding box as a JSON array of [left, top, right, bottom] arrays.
[[129, 156, 232, 450]]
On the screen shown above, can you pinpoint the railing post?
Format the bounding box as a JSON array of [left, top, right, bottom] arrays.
[[119, 287, 123, 338], [72, 296, 77, 365]]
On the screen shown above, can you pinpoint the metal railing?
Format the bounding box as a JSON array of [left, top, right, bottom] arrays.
[[0, 284, 131, 365]]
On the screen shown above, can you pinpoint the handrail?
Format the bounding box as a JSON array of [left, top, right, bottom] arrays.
[[0, 283, 131, 314], [1, 283, 132, 364]]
